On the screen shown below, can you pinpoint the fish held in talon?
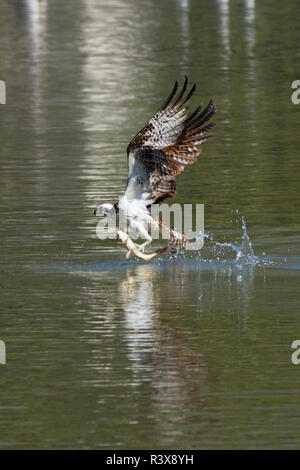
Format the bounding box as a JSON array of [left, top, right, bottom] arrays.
[[94, 77, 216, 260]]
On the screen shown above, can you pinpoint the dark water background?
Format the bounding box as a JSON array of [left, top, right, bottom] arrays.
[[0, 0, 300, 449]]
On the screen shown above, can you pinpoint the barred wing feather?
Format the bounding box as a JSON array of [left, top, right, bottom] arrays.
[[125, 77, 216, 204]]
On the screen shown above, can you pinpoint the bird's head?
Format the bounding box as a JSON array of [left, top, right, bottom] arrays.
[[93, 203, 115, 217]]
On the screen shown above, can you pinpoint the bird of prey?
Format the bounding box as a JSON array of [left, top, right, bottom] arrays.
[[94, 77, 216, 254]]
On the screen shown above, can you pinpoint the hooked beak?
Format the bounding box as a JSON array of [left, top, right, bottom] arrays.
[[94, 207, 105, 217]]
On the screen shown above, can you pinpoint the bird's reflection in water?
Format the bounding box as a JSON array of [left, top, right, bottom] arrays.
[[77, 257, 254, 430], [119, 264, 207, 425]]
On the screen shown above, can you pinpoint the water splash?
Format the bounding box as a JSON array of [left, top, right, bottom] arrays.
[[119, 211, 258, 267], [235, 216, 256, 264], [198, 213, 257, 265]]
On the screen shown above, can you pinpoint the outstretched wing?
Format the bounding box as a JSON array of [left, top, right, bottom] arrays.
[[125, 77, 216, 205]]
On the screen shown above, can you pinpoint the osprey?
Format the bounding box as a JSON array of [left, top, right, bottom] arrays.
[[94, 77, 216, 254]]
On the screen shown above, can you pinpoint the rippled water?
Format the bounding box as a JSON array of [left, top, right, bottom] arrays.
[[0, 0, 300, 449]]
